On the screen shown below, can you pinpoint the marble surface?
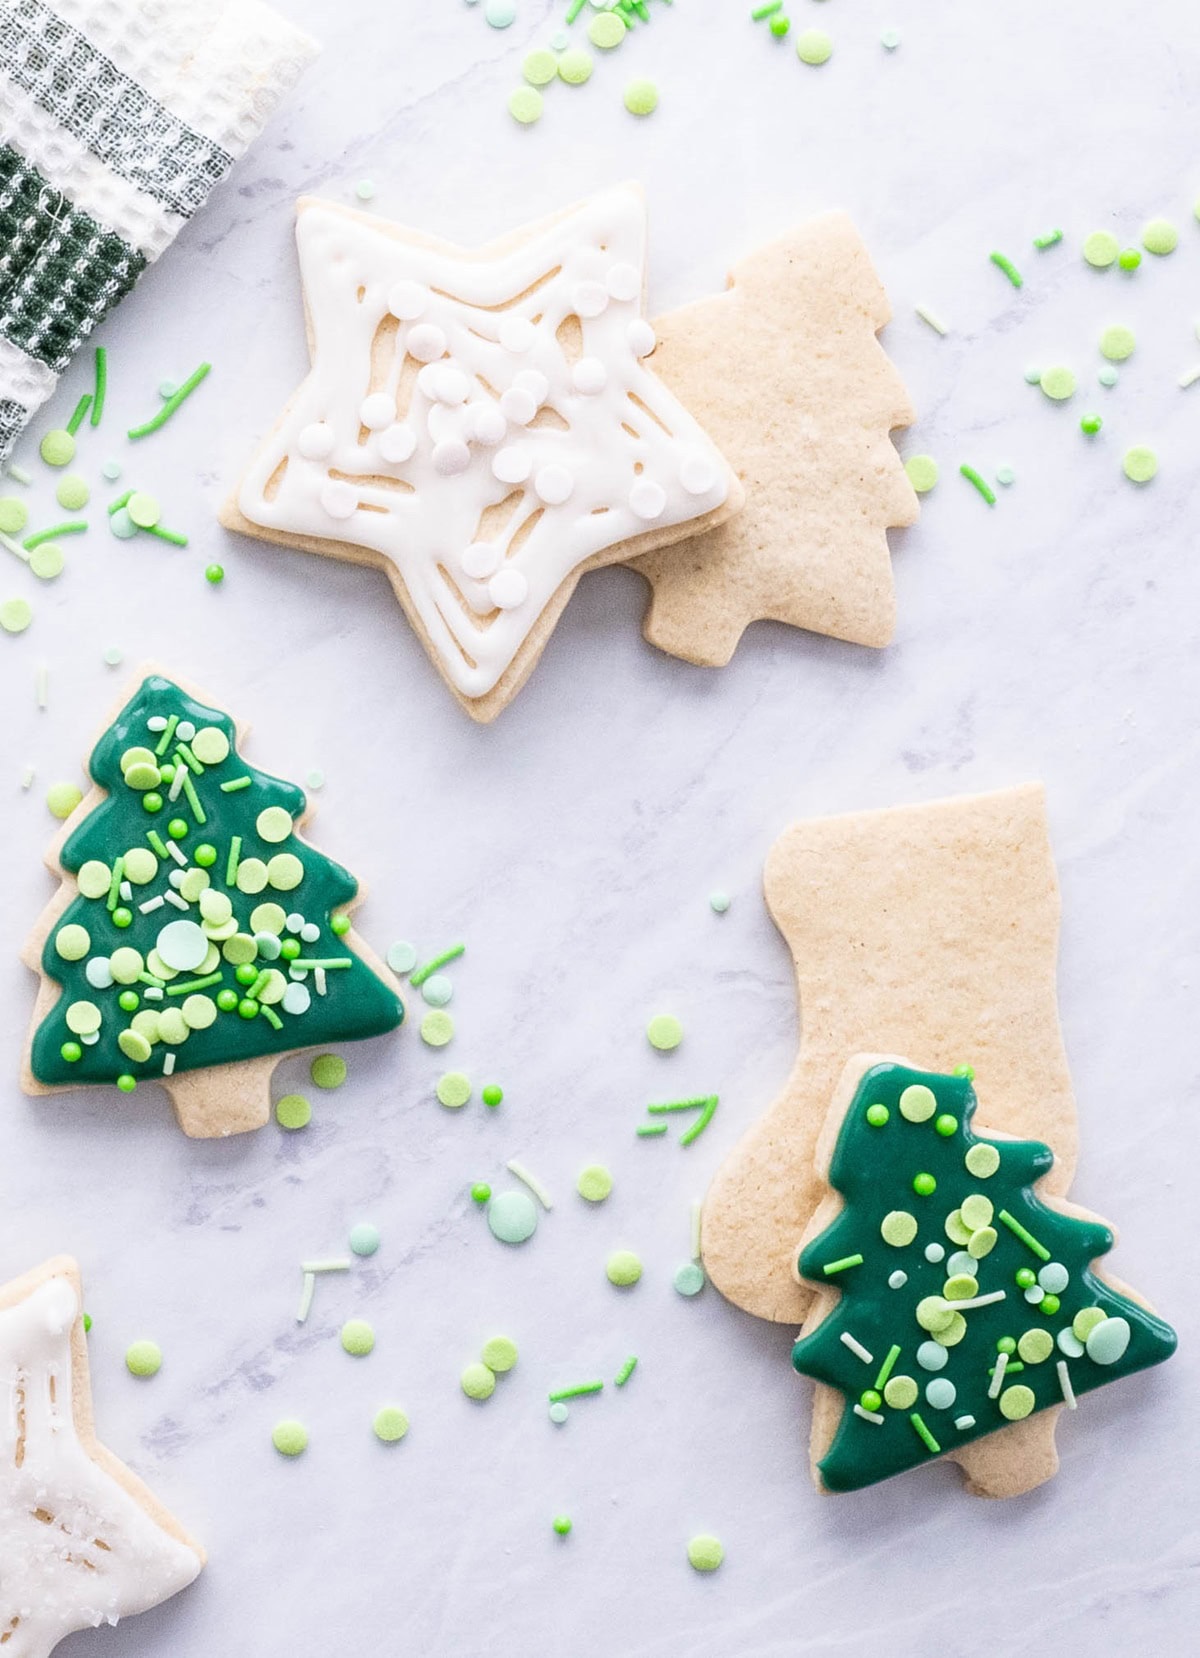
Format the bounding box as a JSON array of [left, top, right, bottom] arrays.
[[2, 1, 1199, 1652]]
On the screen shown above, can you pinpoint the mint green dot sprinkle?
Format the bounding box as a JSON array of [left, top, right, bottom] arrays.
[[709, 890, 731, 913], [349, 1222, 380, 1256], [485, 0, 516, 25], [386, 941, 417, 974], [674, 1262, 705, 1296], [995, 465, 1015, 486], [487, 1189, 538, 1244], [422, 973, 453, 1007]]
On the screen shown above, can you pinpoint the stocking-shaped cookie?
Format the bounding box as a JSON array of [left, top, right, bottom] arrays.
[[702, 785, 1087, 1494], [791, 1057, 1174, 1497], [627, 213, 918, 665]]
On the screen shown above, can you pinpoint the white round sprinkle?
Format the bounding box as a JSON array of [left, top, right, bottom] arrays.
[[462, 542, 503, 579], [286, 913, 304, 933], [923, 1242, 945, 1264], [1038, 1262, 1070, 1295], [680, 455, 717, 495], [571, 357, 608, 395], [493, 445, 533, 484], [513, 369, 549, 405], [629, 478, 667, 519], [407, 323, 446, 363], [888, 1269, 908, 1289], [388, 281, 429, 321], [466, 403, 506, 446], [488, 568, 529, 610], [379, 423, 416, 464], [85, 957, 114, 989], [628, 319, 656, 357], [155, 919, 208, 972], [535, 465, 574, 505], [573, 281, 609, 319], [146, 717, 167, 732], [298, 421, 335, 460], [605, 261, 640, 302], [1057, 1328, 1085, 1358], [498, 316, 536, 353], [282, 983, 312, 1016], [177, 722, 195, 741], [168, 868, 186, 889], [432, 439, 471, 476], [499, 387, 537, 426], [433, 365, 470, 405], [386, 941, 417, 974], [300, 922, 320, 944], [359, 392, 394, 430], [416, 363, 443, 400], [320, 480, 358, 519], [1024, 1284, 1045, 1304], [925, 1377, 957, 1410]]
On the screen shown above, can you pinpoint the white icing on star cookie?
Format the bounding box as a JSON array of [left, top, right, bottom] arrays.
[[236, 185, 734, 699], [0, 1268, 202, 1653]]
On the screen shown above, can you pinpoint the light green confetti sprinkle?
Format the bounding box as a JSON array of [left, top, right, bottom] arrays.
[[420, 1010, 454, 1047], [373, 1406, 409, 1442], [523, 48, 558, 85], [276, 1093, 311, 1130], [1123, 445, 1158, 483], [898, 1083, 936, 1123], [904, 455, 938, 494], [883, 1374, 918, 1409], [687, 1535, 724, 1572], [558, 48, 593, 84], [340, 1319, 375, 1357], [125, 1340, 162, 1377], [461, 1361, 496, 1400], [508, 86, 544, 124], [576, 1164, 613, 1203], [0, 497, 29, 534], [964, 1142, 1000, 1178], [1142, 218, 1178, 255], [1099, 324, 1135, 362], [1, 596, 33, 634], [623, 77, 659, 115], [1039, 366, 1076, 401], [1017, 1328, 1054, 1364], [436, 1071, 472, 1109], [481, 1336, 519, 1372], [646, 1013, 682, 1051], [272, 1419, 308, 1456], [589, 11, 625, 47], [55, 474, 89, 511], [46, 780, 81, 818], [606, 1249, 642, 1287], [39, 429, 75, 467], [880, 1210, 918, 1247], [1082, 231, 1119, 269], [999, 1383, 1036, 1421], [310, 1053, 347, 1089], [796, 28, 832, 64]]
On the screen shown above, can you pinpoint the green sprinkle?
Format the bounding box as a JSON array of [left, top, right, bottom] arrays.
[[577, 1164, 613, 1202], [272, 1419, 308, 1456], [865, 1103, 890, 1127], [125, 1339, 162, 1377], [687, 1535, 724, 1573], [548, 1380, 603, 1402], [989, 251, 1023, 289], [909, 1412, 941, 1455], [409, 943, 464, 987], [91, 347, 107, 426], [874, 1344, 901, 1390], [480, 1336, 518, 1373], [340, 1318, 375, 1356], [311, 1054, 347, 1089], [1033, 228, 1063, 249], [421, 1010, 455, 1046], [1142, 218, 1178, 256], [276, 1094, 311, 1129], [373, 1406, 409, 1443], [523, 49, 558, 85], [997, 1208, 1051, 1260], [180, 769, 205, 824], [606, 1250, 642, 1287], [39, 429, 75, 467], [205, 562, 225, 584], [470, 1182, 491, 1205], [589, 10, 626, 45], [615, 1355, 638, 1386], [1039, 366, 1076, 401], [1123, 445, 1158, 484], [646, 1013, 683, 1050], [637, 1122, 668, 1137], [66, 394, 92, 436], [508, 86, 544, 124], [0, 496, 28, 535], [128, 362, 211, 440], [1083, 231, 1120, 269], [795, 28, 832, 65], [959, 464, 996, 504], [1118, 247, 1141, 271], [481, 1084, 503, 1107], [1081, 414, 1102, 436], [165, 972, 223, 996], [23, 520, 86, 550], [905, 455, 938, 494], [552, 1515, 572, 1537], [461, 1362, 496, 1401], [623, 77, 659, 114], [436, 1071, 472, 1109], [822, 1253, 864, 1276], [225, 834, 241, 885], [558, 48, 593, 84], [751, 0, 782, 16], [55, 475, 89, 511], [220, 776, 253, 792], [769, 14, 789, 35], [1100, 324, 1135, 362]]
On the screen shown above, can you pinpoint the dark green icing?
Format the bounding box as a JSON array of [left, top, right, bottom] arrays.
[[32, 675, 403, 1088], [792, 1063, 1176, 1493]]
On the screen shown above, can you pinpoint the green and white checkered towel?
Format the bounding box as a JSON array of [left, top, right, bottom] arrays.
[[0, 0, 318, 462]]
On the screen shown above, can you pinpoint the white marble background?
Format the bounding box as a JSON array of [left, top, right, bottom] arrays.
[[2, 0, 1199, 1652]]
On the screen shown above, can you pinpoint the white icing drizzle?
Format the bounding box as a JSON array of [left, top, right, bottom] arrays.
[[0, 1276, 200, 1653], [238, 185, 732, 698]]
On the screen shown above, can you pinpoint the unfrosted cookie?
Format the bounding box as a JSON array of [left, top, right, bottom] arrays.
[[628, 213, 918, 664], [792, 1056, 1175, 1497], [220, 183, 743, 721], [21, 667, 404, 1137], [0, 1256, 204, 1650]]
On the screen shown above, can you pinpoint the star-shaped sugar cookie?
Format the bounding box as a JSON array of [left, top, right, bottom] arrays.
[[221, 183, 743, 721], [0, 1258, 203, 1653]]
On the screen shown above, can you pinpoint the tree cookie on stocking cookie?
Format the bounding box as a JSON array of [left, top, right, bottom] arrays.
[[21, 669, 403, 1138], [628, 212, 918, 665], [0, 1256, 204, 1653], [221, 183, 743, 721], [700, 783, 1174, 1495]]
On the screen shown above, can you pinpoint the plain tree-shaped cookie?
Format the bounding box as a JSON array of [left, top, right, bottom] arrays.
[[628, 213, 918, 664], [21, 668, 403, 1138], [701, 785, 1101, 1495]]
